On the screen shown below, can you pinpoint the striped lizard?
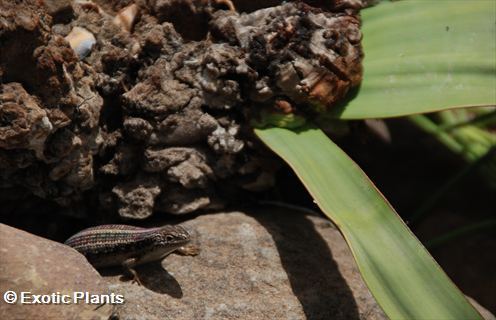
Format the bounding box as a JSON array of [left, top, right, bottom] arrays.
[[65, 224, 199, 285]]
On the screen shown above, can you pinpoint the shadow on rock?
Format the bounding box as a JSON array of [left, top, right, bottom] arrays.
[[252, 208, 360, 320], [99, 263, 183, 297]]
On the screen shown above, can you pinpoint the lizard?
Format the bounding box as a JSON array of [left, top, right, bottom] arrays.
[[65, 224, 199, 285]]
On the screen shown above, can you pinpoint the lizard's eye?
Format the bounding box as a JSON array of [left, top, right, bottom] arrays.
[[165, 235, 174, 242]]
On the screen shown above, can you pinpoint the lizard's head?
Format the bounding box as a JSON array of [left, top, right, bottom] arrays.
[[137, 225, 193, 264], [152, 225, 191, 247]]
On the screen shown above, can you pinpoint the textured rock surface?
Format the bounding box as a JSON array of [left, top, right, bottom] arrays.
[[0, 223, 113, 320], [108, 210, 386, 320], [106, 210, 495, 319], [1, 211, 493, 319], [0, 0, 363, 219]]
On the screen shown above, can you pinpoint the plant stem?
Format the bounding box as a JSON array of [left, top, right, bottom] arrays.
[[441, 110, 496, 131], [409, 114, 464, 153]]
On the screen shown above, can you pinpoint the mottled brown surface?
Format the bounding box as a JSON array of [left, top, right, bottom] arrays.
[[0, 223, 113, 320], [0, 83, 51, 155], [0, 0, 363, 219], [232, 0, 366, 13]]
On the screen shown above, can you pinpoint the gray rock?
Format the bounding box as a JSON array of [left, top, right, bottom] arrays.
[[108, 210, 495, 319], [109, 210, 386, 320], [0, 224, 113, 320], [1, 211, 493, 320], [112, 180, 162, 219]]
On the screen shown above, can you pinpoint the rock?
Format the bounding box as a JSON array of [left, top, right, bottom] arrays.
[[113, 4, 139, 32], [1, 211, 493, 319], [108, 210, 386, 319], [106, 210, 495, 319], [0, 83, 54, 159], [105, 210, 496, 319], [122, 78, 195, 116], [112, 179, 162, 219], [210, 2, 363, 108], [0, 1, 364, 219], [41, 0, 73, 21], [0, 0, 104, 209], [155, 186, 213, 214], [0, 224, 113, 320], [64, 27, 96, 59]]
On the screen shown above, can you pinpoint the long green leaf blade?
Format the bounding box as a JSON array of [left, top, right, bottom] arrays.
[[255, 126, 482, 319], [330, 0, 496, 119]]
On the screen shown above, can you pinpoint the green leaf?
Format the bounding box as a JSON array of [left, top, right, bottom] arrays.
[[329, 0, 496, 119], [254, 126, 482, 319]]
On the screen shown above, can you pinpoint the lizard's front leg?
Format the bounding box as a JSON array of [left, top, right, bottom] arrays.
[[176, 243, 201, 256], [122, 257, 142, 285]]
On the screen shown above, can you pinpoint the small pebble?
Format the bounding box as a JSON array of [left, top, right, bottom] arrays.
[[65, 26, 96, 59], [113, 4, 139, 32]]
